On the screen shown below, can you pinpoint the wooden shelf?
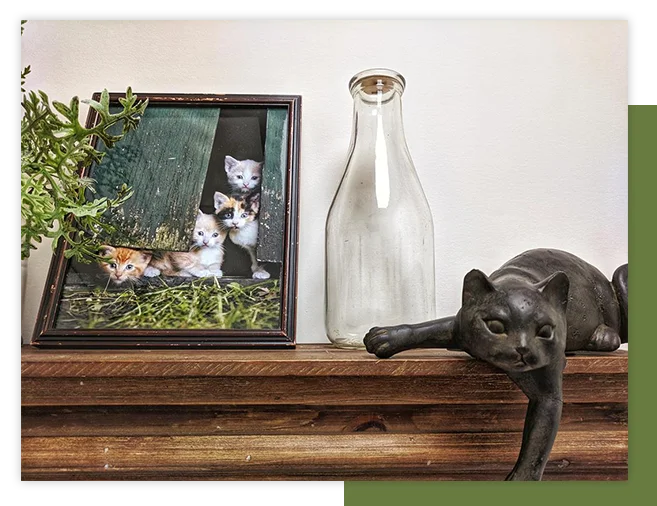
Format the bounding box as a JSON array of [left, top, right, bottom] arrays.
[[21, 344, 627, 481]]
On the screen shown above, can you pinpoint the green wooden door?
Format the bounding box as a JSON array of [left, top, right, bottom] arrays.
[[91, 105, 221, 251], [258, 107, 288, 263]]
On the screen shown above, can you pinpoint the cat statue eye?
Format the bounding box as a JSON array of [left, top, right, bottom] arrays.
[[485, 320, 506, 334]]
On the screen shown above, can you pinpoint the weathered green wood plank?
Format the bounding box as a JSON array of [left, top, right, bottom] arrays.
[[91, 106, 221, 251], [258, 108, 288, 263]]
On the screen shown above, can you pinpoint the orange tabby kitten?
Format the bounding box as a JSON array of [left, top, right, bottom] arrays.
[[98, 246, 152, 285], [145, 211, 227, 278]]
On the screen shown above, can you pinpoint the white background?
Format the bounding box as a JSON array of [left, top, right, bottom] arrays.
[[20, 19, 628, 342]]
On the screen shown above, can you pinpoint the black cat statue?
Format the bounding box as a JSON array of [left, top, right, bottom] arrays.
[[364, 248, 628, 481]]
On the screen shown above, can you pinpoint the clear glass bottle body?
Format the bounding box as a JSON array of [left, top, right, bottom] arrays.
[[325, 69, 436, 349]]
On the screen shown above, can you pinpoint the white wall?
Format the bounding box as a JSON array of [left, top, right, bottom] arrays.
[[21, 20, 627, 343]]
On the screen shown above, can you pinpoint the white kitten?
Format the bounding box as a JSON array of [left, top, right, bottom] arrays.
[[225, 155, 263, 195], [145, 211, 227, 278]]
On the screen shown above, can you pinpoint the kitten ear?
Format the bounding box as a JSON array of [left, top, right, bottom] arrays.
[[140, 251, 153, 263], [197, 209, 204, 218], [213, 191, 229, 211], [225, 155, 239, 173], [538, 271, 570, 311], [99, 245, 115, 257], [462, 269, 496, 306]]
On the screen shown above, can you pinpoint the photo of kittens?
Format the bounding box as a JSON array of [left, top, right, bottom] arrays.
[[46, 100, 296, 338], [98, 246, 152, 285], [145, 210, 226, 278], [224, 155, 263, 195], [214, 190, 270, 279]]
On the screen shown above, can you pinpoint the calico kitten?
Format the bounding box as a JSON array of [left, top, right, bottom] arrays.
[[145, 211, 226, 278], [213, 191, 270, 279], [98, 246, 152, 285], [225, 155, 263, 195]]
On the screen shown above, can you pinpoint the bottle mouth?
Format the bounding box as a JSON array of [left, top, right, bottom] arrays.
[[349, 68, 406, 98]]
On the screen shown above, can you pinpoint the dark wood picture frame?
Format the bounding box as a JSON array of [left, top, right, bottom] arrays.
[[31, 93, 301, 348]]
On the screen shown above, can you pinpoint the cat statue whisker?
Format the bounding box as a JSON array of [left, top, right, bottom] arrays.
[[364, 248, 628, 481]]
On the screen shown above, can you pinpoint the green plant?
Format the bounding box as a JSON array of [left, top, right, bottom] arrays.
[[21, 21, 148, 262]]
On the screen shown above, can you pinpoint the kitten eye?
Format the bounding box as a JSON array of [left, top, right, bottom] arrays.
[[537, 325, 554, 339], [236, 175, 243, 179], [197, 231, 204, 236], [212, 232, 219, 237], [485, 319, 506, 334], [108, 262, 117, 269], [224, 212, 233, 219], [251, 176, 258, 180], [241, 212, 248, 218], [125, 264, 134, 271]]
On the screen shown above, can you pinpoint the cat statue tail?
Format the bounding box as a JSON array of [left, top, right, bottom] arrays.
[[612, 264, 628, 343]]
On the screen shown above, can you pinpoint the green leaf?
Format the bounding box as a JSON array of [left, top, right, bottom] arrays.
[[86, 99, 103, 113], [21, 86, 147, 261], [69, 96, 80, 118], [99, 89, 110, 111], [52, 100, 73, 118]]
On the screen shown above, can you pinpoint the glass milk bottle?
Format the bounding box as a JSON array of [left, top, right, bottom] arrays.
[[325, 68, 436, 349]]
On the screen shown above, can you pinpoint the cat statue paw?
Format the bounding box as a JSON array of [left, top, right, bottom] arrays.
[[364, 248, 628, 481]]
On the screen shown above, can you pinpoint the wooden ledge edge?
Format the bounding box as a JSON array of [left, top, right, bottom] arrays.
[[21, 344, 628, 378]]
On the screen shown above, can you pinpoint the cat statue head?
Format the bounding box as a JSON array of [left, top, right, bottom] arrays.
[[457, 269, 570, 373], [225, 155, 263, 194]]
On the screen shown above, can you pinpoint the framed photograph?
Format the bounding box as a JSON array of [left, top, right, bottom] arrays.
[[31, 93, 301, 348]]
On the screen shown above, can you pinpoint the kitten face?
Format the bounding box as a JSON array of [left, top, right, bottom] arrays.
[[225, 155, 263, 194], [99, 246, 152, 285], [191, 210, 224, 248], [458, 270, 569, 372], [213, 191, 260, 231]]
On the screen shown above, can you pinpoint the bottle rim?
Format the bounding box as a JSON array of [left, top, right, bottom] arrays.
[[348, 68, 406, 96]]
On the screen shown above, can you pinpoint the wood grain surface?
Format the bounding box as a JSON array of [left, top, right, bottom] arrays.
[[21, 344, 628, 481]]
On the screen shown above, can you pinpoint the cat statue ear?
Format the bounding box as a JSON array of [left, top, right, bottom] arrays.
[[538, 271, 570, 311], [225, 155, 239, 173], [213, 191, 229, 212], [462, 269, 496, 306]]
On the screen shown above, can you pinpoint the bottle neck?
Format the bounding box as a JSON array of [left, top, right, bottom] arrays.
[[350, 88, 408, 151], [348, 87, 411, 209]]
